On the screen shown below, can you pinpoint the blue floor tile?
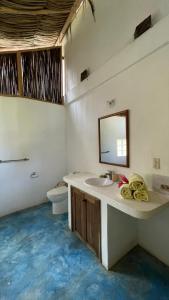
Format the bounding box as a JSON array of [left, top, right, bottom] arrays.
[[0, 203, 169, 300]]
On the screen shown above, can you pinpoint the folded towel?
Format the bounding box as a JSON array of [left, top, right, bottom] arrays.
[[129, 173, 145, 191], [120, 184, 133, 200], [133, 189, 149, 202]]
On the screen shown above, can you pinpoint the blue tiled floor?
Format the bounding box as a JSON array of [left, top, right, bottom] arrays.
[[0, 203, 169, 300]]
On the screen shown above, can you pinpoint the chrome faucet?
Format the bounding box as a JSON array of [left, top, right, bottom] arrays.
[[99, 170, 113, 179], [105, 170, 113, 180]]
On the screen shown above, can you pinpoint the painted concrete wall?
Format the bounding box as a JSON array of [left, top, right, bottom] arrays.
[[63, 0, 169, 92], [107, 205, 137, 268], [63, 1, 169, 265], [0, 97, 66, 217], [65, 44, 169, 179], [138, 209, 169, 267]]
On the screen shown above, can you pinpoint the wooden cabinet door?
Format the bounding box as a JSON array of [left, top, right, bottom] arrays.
[[71, 187, 86, 241], [85, 193, 101, 259], [71, 186, 101, 260]]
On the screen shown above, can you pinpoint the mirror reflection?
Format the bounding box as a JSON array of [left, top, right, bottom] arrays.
[[98, 110, 129, 167]]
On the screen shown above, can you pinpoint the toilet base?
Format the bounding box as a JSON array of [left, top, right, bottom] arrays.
[[52, 200, 68, 215]]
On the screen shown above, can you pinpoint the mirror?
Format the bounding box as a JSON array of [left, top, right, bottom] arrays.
[[98, 110, 129, 167]]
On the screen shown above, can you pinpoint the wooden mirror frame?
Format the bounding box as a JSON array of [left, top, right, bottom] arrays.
[[98, 110, 130, 168]]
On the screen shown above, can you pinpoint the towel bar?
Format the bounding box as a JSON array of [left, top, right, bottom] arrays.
[[0, 158, 29, 164], [101, 151, 110, 154]]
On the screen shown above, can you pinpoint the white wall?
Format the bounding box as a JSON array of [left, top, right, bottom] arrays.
[[65, 44, 169, 179], [63, 0, 169, 265], [0, 97, 66, 217], [138, 209, 169, 267], [64, 0, 169, 92]]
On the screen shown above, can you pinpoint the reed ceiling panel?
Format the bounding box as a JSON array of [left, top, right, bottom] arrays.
[[21, 48, 62, 104], [0, 0, 76, 50], [0, 52, 18, 95]]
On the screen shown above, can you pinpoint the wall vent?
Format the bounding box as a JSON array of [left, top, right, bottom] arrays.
[[81, 69, 89, 82], [134, 15, 152, 39]]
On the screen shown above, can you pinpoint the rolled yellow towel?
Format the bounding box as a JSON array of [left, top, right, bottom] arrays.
[[129, 173, 145, 191], [133, 189, 149, 202], [120, 184, 133, 200]]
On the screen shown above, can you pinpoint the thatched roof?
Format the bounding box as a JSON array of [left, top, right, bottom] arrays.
[[0, 0, 82, 51]]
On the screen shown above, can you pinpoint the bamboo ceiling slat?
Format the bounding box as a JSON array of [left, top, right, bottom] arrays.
[[0, 7, 71, 15]]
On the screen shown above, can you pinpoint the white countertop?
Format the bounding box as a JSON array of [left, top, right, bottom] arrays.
[[63, 172, 169, 220]]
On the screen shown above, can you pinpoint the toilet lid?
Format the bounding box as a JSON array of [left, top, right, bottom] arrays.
[[47, 186, 68, 197]]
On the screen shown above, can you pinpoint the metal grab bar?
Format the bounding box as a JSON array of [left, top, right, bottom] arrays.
[[101, 151, 110, 154], [0, 158, 29, 164]]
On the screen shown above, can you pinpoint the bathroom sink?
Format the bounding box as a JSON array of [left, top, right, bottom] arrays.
[[84, 177, 113, 187]]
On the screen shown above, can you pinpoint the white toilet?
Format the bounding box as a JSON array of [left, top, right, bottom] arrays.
[[47, 185, 68, 214]]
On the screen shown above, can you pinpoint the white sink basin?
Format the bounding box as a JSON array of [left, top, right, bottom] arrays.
[[85, 177, 113, 187]]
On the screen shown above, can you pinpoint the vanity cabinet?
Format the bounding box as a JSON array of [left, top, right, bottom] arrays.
[[71, 186, 101, 259]]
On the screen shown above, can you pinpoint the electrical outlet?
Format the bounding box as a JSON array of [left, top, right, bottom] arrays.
[[153, 158, 160, 169], [161, 184, 169, 192], [152, 175, 169, 195]]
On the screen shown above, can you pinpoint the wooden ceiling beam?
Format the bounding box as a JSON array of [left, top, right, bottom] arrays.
[[56, 0, 84, 44], [0, 45, 61, 54], [0, 7, 71, 15]]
